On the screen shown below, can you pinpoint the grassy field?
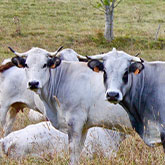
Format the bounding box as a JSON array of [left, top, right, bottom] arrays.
[[0, 0, 165, 164]]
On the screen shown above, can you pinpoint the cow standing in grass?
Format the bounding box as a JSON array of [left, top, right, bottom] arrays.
[[10, 47, 132, 165], [0, 49, 79, 136], [87, 48, 165, 151], [0, 62, 45, 136]]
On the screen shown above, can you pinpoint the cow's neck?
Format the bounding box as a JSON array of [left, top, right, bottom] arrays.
[[123, 62, 162, 121], [38, 65, 67, 129], [120, 70, 146, 136], [41, 65, 65, 98], [121, 62, 164, 145]]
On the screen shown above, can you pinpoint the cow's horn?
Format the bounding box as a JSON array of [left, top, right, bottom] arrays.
[[76, 54, 88, 60], [48, 46, 63, 56], [135, 52, 140, 57], [84, 54, 105, 60], [134, 53, 144, 62], [86, 56, 92, 60], [131, 56, 142, 62], [8, 47, 28, 57]]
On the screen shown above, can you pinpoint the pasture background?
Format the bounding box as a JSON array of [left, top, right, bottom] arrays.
[[0, 0, 165, 164]]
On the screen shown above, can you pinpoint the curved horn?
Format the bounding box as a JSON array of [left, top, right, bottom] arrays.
[[8, 47, 28, 57], [134, 52, 144, 62], [135, 52, 140, 57], [86, 49, 115, 60], [76, 54, 88, 60], [74, 54, 89, 62], [131, 56, 142, 62], [84, 54, 106, 60], [48, 46, 63, 56]]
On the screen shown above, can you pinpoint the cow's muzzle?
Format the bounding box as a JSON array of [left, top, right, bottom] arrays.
[[28, 81, 39, 90], [106, 92, 119, 102]]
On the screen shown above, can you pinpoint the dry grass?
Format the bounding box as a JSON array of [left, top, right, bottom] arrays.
[[0, 0, 165, 164], [1, 111, 165, 165]]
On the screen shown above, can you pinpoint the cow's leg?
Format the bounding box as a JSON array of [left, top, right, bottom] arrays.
[[69, 128, 87, 165], [3, 108, 17, 136], [160, 131, 165, 153], [0, 105, 9, 134], [159, 117, 165, 154], [68, 118, 87, 165]]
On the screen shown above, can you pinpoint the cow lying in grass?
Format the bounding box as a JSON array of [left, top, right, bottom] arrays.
[[0, 121, 126, 159]]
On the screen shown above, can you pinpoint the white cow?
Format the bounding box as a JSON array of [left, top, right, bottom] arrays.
[[28, 109, 46, 122], [10, 47, 132, 165], [0, 49, 127, 162], [0, 63, 44, 136], [0, 49, 79, 136], [0, 121, 126, 159], [87, 48, 165, 151]]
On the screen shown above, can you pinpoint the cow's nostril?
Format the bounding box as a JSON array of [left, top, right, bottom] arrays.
[[28, 81, 39, 89], [28, 82, 32, 87], [106, 92, 119, 101], [106, 92, 110, 98], [114, 93, 119, 98]]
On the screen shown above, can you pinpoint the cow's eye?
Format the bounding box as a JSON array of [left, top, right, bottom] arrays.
[[42, 64, 47, 68], [25, 64, 29, 68], [103, 70, 107, 83], [123, 71, 128, 83]]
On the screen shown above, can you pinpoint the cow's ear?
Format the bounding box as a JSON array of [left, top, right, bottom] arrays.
[[47, 57, 61, 69], [87, 59, 104, 72], [129, 62, 144, 75], [11, 56, 26, 68]]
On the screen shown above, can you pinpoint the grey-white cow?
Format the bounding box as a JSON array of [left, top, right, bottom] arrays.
[[0, 63, 44, 136], [10, 47, 132, 165], [87, 48, 165, 152], [0, 121, 125, 159], [0, 49, 79, 136], [0, 51, 126, 159]]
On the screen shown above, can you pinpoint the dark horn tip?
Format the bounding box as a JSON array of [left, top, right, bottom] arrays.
[[57, 46, 63, 52], [140, 58, 144, 63], [86, 56, 91, 60], [8, 47, 15, 53], [135, 52, 140, 57]]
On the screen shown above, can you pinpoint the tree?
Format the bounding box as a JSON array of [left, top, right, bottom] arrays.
[[95, 0, 122, 41]]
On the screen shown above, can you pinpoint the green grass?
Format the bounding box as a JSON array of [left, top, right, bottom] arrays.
[[0, 0, 165, 164], [0, 0, 164, 60]]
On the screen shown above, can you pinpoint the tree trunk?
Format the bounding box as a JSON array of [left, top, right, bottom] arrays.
[[104, 1, 115, 42]]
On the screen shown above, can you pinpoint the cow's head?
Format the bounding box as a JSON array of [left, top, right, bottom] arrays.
[[9, 46, 63, 93], [87, 48, 144, 103]]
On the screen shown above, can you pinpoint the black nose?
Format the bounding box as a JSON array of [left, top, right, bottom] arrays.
[[106, 92, 119, 101], [28, 81, 39, 89]]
